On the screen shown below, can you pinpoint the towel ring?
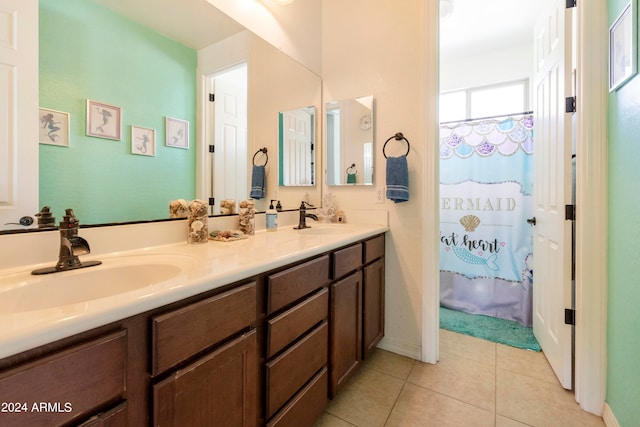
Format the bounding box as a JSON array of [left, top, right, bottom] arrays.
[[252, 147, 268, 166], [346, 163, 358, 175], [383, 132, 411, 159]]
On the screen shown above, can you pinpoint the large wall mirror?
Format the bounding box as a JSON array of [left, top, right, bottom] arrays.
[[6, 0, 321, 232], [325, 95, 374, 186]]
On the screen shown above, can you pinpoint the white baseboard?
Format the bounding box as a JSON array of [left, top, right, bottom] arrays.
[[377, 337, 422, 361], [602, 403, 620, 427]]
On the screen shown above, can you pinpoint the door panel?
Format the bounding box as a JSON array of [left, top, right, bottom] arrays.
[[0, 0, 38, 229], [532, 0, 573, 389]]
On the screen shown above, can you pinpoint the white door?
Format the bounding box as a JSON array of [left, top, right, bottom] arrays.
[[282, 109, 313, 186], [0, 0, 38, 230], [210, 64, 247, 213], [532, 0, 574, 389]]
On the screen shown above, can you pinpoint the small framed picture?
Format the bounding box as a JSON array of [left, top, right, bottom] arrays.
[[609, 1, 637, 91], [131, 125, 155, 156], [86, 99, 121, 140], [165, 117, 189, 149], [39, 108, 70, 147]]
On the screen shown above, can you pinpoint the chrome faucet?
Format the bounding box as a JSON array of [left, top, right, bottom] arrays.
[[294, 201, 318, 230], [32, 209, 102, 275]]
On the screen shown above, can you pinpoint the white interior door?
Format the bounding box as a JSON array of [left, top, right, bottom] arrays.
[[532, 0, 573, 389], [282, 109, 312, 186], [211, 64, 247, 212], [0, 0, 38, 230]]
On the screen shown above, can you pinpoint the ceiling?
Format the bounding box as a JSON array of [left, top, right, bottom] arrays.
[[96, 0, 244, 50], [97, 0, 549, 65], [440, 0, 550, 61]]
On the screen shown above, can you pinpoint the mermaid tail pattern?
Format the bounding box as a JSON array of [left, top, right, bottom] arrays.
[[452, 246, 499, 271]]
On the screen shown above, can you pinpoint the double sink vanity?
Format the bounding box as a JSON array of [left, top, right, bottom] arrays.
[[0, 220, 387, 426]]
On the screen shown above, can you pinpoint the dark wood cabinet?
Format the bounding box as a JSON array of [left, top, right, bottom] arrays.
[[0, 232, 384, 427], [0, 331, 127, 427], [329, 270, 363, 397], [153, 330, 257, 427], [363, 257, 385, 359]]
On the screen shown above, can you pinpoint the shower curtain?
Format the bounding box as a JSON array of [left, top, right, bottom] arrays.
[[439, 114, 534, 326]]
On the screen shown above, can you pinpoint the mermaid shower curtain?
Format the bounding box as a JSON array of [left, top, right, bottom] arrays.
[[439, 113, 534, 326]]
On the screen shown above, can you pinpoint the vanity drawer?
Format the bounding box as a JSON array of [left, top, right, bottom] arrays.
[[266, 367, 328, 427], [0, 331, 126, 427], [267, 255, 330, 314], [267, 288, 328, 358], [151, 281, 256, 375], [265, 321, 328, 418], [332, 243, 363, 279], [365, 234, 385, 264]]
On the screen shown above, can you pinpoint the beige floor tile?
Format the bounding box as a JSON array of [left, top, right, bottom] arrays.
[[496, 344, 557, 385], [496, 415, 532, 427], [440, 329, 496, 366], [313, 412, 357, 427], [497, 369, 605, 427], [325, 367, 404, 427], [386, 383, 495, 427], [408, 350, 496, 411], [364, 349, 416, 380]]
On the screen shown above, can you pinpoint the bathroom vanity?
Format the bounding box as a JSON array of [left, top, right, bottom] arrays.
[[0, 224, 386, 426]]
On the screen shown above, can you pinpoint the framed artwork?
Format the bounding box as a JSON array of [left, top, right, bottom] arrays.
[[86, 99, 122, 140], [131, 126, 155, 156], [39, 108, 70, 147], [609, 1, 637, 91], [165, 117, 189, 149]]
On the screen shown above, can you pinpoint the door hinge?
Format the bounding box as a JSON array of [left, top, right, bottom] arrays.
[[565, 308, 576, 325], [208, 145, 215, 153], [566, 0, 576, 8], [208, 197, 215, 206], [565, 96, 576, 113], [209, 93, 215, 102], [565, 204, 576, 221]]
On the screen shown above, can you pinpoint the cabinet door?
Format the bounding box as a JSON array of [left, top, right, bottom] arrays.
[[153, 330, 257, 427], [363, 257, 385, 359], [329, 271, 362, 397]]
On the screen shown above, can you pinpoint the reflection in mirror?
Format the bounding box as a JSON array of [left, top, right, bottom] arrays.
[[278, 107, 316, 187], [325, 95, 374, 186], [19, 0, 323, 231]]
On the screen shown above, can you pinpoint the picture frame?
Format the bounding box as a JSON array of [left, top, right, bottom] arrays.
[[131, 125, 156, 156], [86, 99, 122, 140], [609, 1, 637, 91], [39, 108, 70, 147], [165, 117, 189, 149]]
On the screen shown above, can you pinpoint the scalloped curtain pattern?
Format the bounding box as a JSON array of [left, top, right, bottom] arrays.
[[440, 114, 534, 159]]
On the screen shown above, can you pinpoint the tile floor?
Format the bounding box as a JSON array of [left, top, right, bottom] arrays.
[[315, 329, 605, 427]]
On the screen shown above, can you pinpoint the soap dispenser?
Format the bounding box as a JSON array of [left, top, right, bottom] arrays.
[[266, 200, 278, 232]]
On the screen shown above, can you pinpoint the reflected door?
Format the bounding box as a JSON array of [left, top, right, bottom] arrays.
[[211, 64, 247, 213], [281, 109, 313, 186]]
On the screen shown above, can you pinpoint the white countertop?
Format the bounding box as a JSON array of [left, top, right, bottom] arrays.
[[0, 223, 387, 359]]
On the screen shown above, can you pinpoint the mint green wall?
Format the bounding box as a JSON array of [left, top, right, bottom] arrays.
[[607, 1, 640, 425], [39, 0, 196, 224]]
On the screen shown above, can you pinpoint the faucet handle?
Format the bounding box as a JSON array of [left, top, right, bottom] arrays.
[[61, 208, 79, 228], [300, 201, 314, 209]]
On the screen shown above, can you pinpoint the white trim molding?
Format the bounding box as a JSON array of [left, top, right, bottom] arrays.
[[603, 403, 620, 427], [574, 0, 608, 416]]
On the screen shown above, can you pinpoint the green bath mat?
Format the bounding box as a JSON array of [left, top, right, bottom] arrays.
[[440, 306, 541, 352]]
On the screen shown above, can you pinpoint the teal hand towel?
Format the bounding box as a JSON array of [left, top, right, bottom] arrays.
[[250, 165, 265, 199], [386, 156, 409, 203], [347, 173, 357, 184]]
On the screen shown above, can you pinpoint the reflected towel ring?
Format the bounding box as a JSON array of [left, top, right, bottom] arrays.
[[253, 147, 268, 166], [383, 132, 411, 159], [346, 163, 358, 175]]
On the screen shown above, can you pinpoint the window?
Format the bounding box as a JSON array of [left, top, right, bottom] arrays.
[[439, 80, 529, 123]]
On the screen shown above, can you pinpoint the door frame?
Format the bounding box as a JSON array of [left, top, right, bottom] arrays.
[[422, 0, 607, 416]]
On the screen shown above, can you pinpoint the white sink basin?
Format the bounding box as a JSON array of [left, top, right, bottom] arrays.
[[295, 224, 355, 235], [0, 254, 196, 313]]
